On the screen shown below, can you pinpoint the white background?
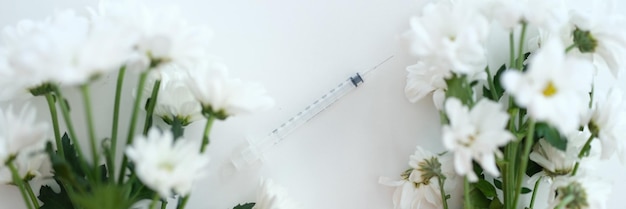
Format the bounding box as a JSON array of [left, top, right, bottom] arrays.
[[0, 0, 625, 209]]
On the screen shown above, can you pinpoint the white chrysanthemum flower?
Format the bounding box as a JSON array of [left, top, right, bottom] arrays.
[[529, 131, 589, 178], [0, 9, 133, 88], [253, 179, 300, 209], [0, 145, 51, 184], [442, 98, 513, 182], [0, 104, 49, 163], [0, 19, 54, 100], [125, 128, 209, 198], [97, 0, 211, 71], [380, 176, 439, 209], [0, 12, 89, 98], [144, 67, 202, 126], [404, 62, 449, 110], [407, 2, 489, 75], [486, 0, 567, 31], [406, 146, 448, 209], [548, 175, 610, 209], [588, 88, 626, 162], [185, 63, 274, 119], [380, 146, 457, 209], [502, 38, 593, 134], [567, 0, 626, 77], [404, 62, 485, 110], [381, 179, 438, 209], [68, 7, 135, 83]]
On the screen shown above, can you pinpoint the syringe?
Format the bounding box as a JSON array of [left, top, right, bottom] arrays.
[[230, 55, 394, 170]]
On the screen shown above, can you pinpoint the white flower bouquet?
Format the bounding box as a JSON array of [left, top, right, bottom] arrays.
[[385, 0, 626, 208], [0, 1, 297, 209]]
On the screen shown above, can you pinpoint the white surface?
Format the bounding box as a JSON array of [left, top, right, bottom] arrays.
[[0, 0, 625, 209]]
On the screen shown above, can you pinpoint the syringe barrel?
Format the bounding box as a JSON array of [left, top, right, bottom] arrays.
[[231, 75, 360, 169], [271, 79, 356, 141]]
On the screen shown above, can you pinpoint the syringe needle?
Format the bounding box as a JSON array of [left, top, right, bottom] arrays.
[[230, 55, 394, 170], [362, 55, 394, 76]]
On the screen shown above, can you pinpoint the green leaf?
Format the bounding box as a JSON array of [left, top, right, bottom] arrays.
[[72, 184, 136, 209], [525, 159, 543, 177], [489, 197, 503, 209], [492, 64, 506, 98], [170, 117, 186, 140], [128, 175, 156, 201], [493, 179, 503, 190], [64, 98, 71, 112], [44, 141, 83, 190], [484, 64, 507, 102], [475, 179, 497, 198], [521, 187, 532, 194], [39, 179, 75, 209], [535, 122, 568, 151], [483, 86, 494, 100], [513, 52, 532, 71], [472, 161, 485, 179], [469, 187, 491, 208], [445, 74, 474, 106], [233, 203, 256, 209], [60, 133, 87, 178], [144, 98, 152, 111], [99, 164, 110, 183]]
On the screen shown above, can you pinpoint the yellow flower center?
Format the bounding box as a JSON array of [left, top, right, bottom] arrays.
[[159, 162, 175, 172], [542, 81, 558, 97], [459, 134, 477, 147]]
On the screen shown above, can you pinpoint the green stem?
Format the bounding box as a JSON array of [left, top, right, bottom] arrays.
[[570, 162, 580, 177], [508, 109, 519, 133], [54, 86, 81, 157], [437, 176, 449, 209], [118, 71, 149, 184], [143, 80, 161, 135], [8, 161, 34, 209], [509, 32, 515, 68], [127, 174, 145, 201], [149, 193, 160, 209], [554, 195, 574, 209], [504, 108, 519, 209], [578, 134, 595, 158], [464, 177, 472, 209], [513, 119, 536, 209], [505, 23, 528, 207], [572, 134, 596, 176], [502, 141, 519, 208], [486, 67, 499, 100], [45, 93, 64, 158], [529, 176, 542, 209], [565, 43, 578, 53], [60, 181, 80, 207], [24, 181, 40, 208], [200, 115, 216, 153], [589, 85, 594, 108], [501, 159, 509, 209], [502, 149, 510, 209], [516, 23, 528, 70], [109, 66, 126, 181], [439, 110, 449, 125], [161, 200, 168, 209], [80, 84, 100, 174], [54, 85, 92, 179], [177, 195, 190, 209]]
